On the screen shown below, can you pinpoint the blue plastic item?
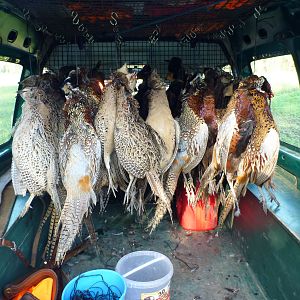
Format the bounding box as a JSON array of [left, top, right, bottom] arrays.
[[62, 269, 127, 300]]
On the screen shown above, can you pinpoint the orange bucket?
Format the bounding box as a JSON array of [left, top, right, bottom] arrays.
[[176, 182, 218, 231]]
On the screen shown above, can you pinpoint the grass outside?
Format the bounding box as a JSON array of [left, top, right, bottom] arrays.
[[0, 85, 299, 149], [0, 86, 17, 144], [271, 88, 300, 149]]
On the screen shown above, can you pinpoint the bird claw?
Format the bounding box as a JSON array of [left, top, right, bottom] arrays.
[[234, 205, 241, 217], [258, 186, 269, 215], [262, 200, 268, 215], [183, 173, 196, 205], [146, 219, 156, 234], [269, 193, 280, 207]]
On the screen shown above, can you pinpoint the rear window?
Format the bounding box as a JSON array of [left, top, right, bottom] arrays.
[[251, 55, 300, 149], [0, 60, 23, 144], [46, 41, 229, 78]]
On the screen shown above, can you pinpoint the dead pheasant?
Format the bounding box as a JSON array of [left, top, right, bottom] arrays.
[[94, 65, 130, 195], [149, 78, 210, 230], [12, 74, 64, 217], [219, 76, 279, 225], [199, 75, 280, 226], [125, 70, 180, 215], [146, 70, 180, 172], [113, 72, 172, 231], [56, 94, 101, 264], [198, 76, 255, 200]]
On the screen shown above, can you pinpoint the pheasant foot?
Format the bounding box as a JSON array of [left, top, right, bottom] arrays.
[[183, 173, 196, 205], [258, 186, 268, 214], [264, 183, 280, 207], [123, 175, 136, 209]]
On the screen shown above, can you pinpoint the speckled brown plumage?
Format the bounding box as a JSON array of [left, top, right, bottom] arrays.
[[197, 89, 219, 171], [199, 77, 258, 200], [56, 96, 102, 264], [12, 74, 64, 217], [161, 82, 209, 217], [146, 71, 180, 172], [219, 85, 279, 225], [199, 75, 279, 226], [113, 76, 172, 232]]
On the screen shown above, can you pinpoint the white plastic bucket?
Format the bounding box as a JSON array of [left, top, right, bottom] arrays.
[[116, 251, 174, 300]]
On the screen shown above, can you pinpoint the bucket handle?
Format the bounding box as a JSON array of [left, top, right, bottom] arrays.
[[122, 256, 165, 278]]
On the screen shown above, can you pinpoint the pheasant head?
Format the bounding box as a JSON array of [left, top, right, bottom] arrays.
[[238, 75, 265, 90], [64, 97, 93, 128], [219, 71, 233, 85], [19, 86, 47, 106], [113, 69, 137, 93], [20, 73, 63, 108]]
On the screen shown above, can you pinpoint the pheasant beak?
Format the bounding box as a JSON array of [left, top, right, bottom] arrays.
[[17, 88, 31, 99], [18, 88, 29, 94]]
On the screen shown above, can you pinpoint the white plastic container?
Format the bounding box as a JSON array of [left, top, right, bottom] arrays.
[[116, 250, 174, 300]]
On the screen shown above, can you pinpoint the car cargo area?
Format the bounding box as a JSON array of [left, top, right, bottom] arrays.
[[0, 0, 300, 299], [61, 199, 267, 299]]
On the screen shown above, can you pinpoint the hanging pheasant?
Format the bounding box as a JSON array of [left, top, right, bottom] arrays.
[[219, 76, 279, 225], [94, 65, 131, 195], [113, 71, 173, 231], [55, 92, 102, 264], [149, 77, 210, 231], [12, 74, 64, 217], [125, 69, 180, 215], [146, 70, 180, 173], [199, 75, 280, 226]]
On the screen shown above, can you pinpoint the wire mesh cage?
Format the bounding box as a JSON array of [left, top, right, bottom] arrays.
[[46, 40, 229, 77]]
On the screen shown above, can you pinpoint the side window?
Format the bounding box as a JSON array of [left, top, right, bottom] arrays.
[[0, 60, 23, 144], [251, 55, 300, 149]]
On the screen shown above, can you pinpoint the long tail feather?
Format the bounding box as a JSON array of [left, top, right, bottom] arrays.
[[55, 181, 96, 265], [148, 200, 168, 234], [219, 191, 235, 227], [43, 205, 59, 262], [195, 162, 215, 205], [146, 171, 172, 232], [31, 201, 48, 267], [84, 215, 99, 256]]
